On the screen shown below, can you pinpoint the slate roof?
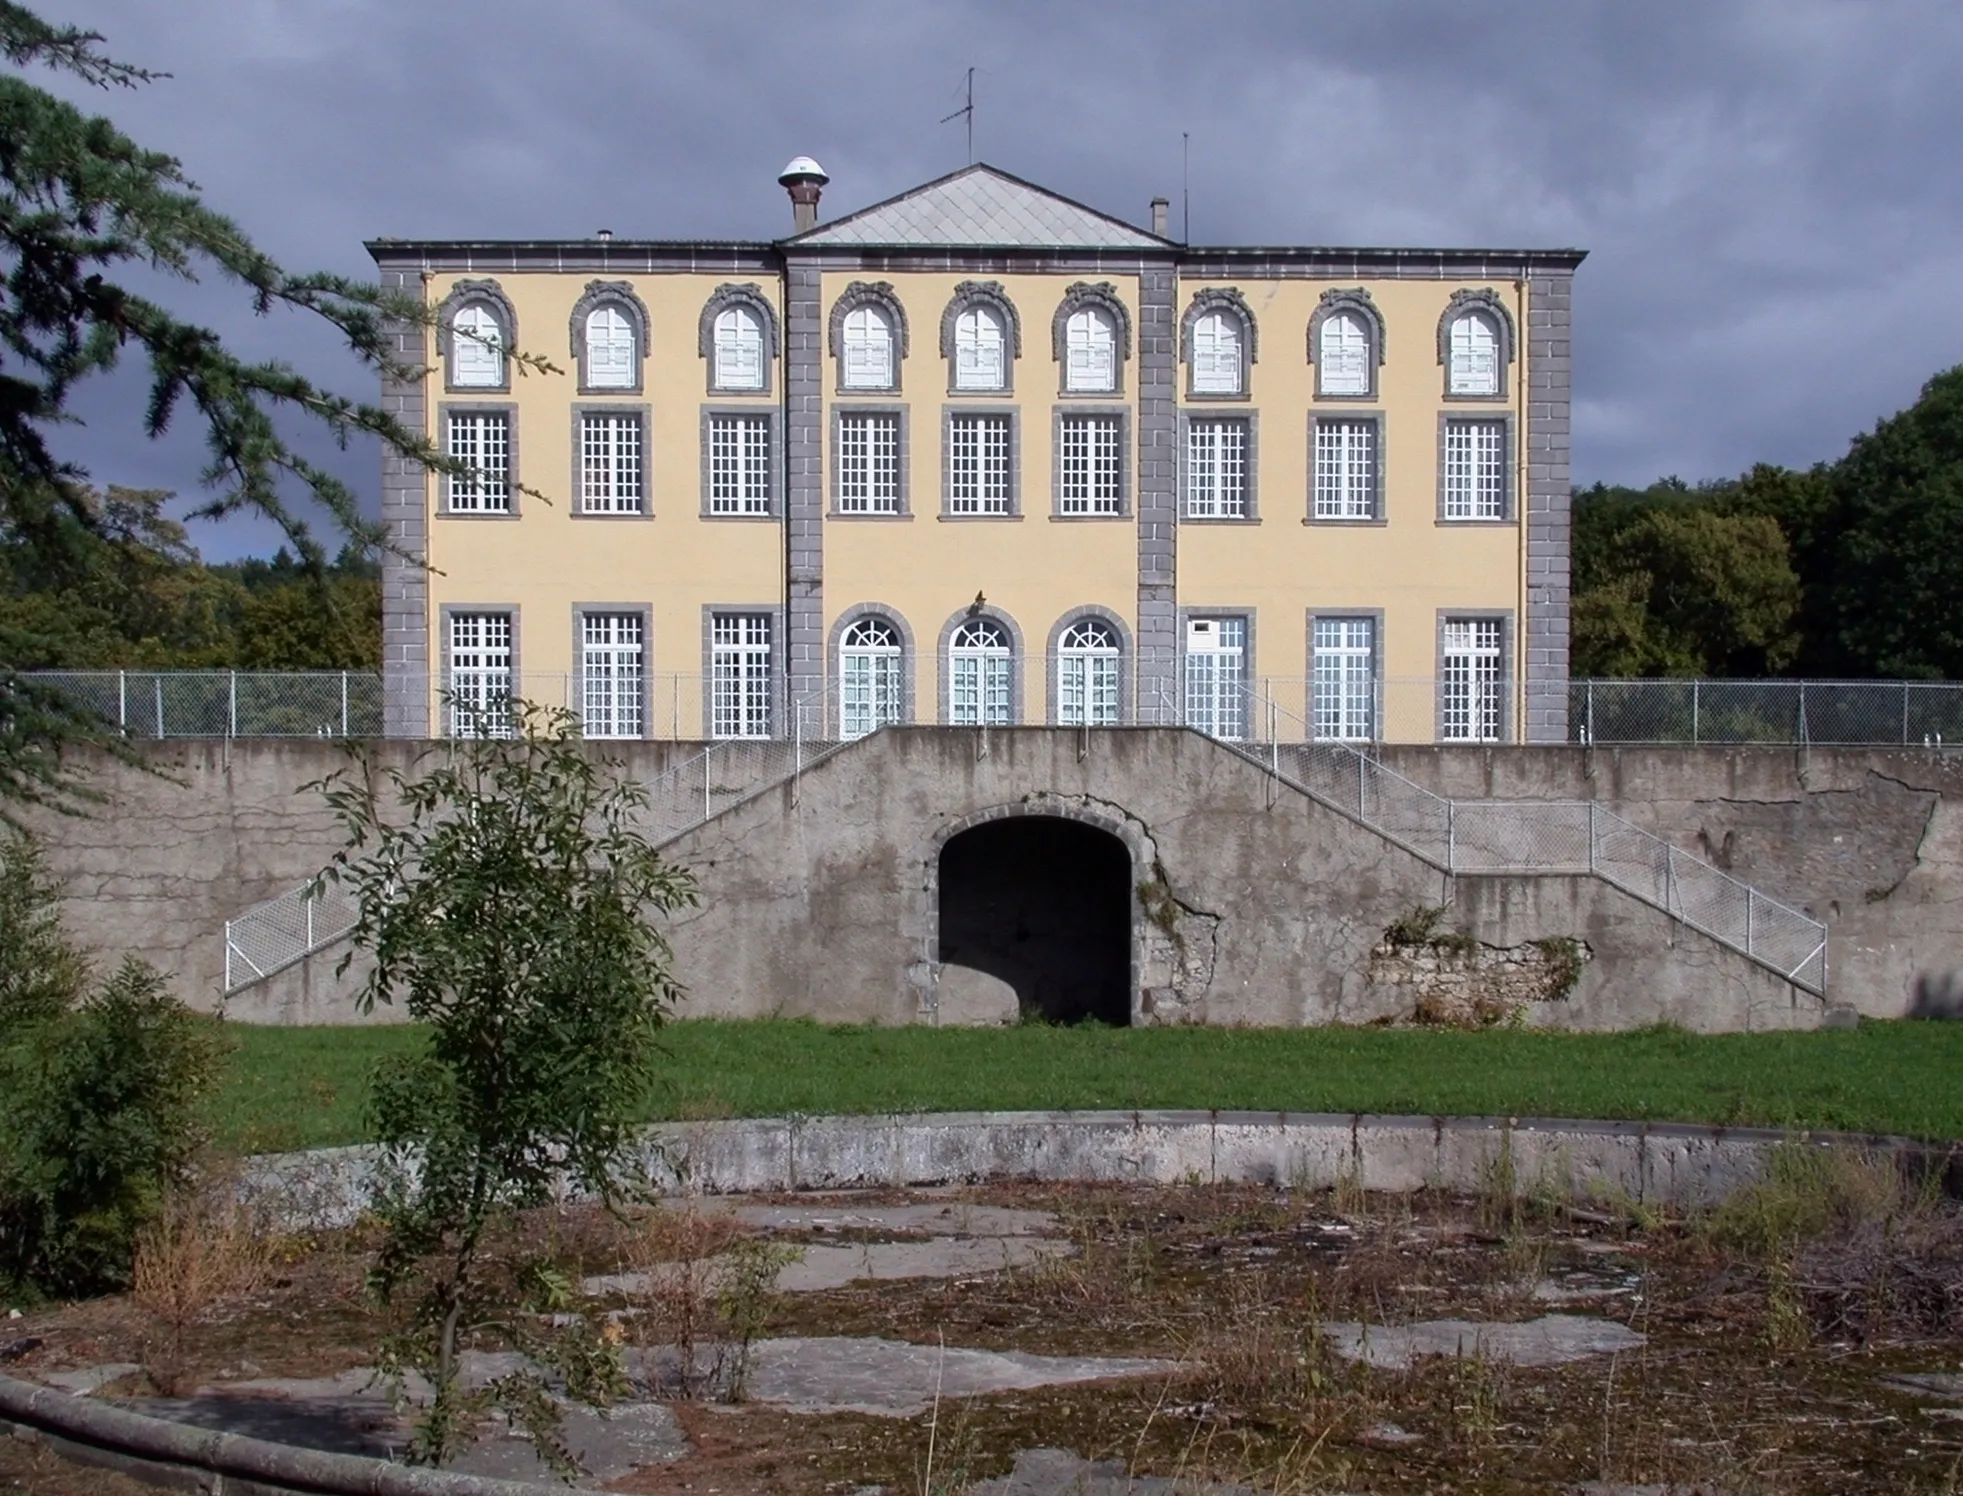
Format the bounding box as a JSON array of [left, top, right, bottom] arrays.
[[791, 164, 1168, 250]]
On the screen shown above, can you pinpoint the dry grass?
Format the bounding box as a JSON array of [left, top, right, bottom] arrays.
[[129, 1180, 273, 1395]]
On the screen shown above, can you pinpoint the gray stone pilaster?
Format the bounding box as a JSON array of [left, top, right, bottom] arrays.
[[379, 267, 431, 738], [1135, 259, 1179, 721], [785, 259, 826, 708], [1523, 271, 1573, 743]]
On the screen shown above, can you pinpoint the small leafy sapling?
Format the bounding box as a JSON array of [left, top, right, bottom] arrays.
[[317, 701, 697, 1468]]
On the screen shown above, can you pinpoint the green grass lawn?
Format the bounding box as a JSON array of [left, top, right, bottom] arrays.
[[216, 1017, 1963, 1154]]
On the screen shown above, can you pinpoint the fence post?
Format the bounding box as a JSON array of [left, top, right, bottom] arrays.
[[1903, 681, 1911, 746], [1691, 679, 1700, 745], [1447, 799, 1456, 872], [702, 749, 711, 824], [1586, 679, 1594, 744], [1745, 888, 1754, 960], [1587, 801, 1598, 874], [223, 922, 232, 994], [1664, 845, 1677, 918], [228, 670, 238, 739], [118, 670, 127, 733], [306, 890, 315, 951], [341, 672, 350, 738], [154, 676, 164, 739], [1798, 680, 1809, 745]]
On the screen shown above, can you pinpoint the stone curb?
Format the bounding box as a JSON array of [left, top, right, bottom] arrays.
[[0, 1372, 555, 1494]]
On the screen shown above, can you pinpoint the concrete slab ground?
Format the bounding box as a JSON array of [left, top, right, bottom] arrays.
[[966, 1446, 1262, 1496], [1321, 1314, 1647, 1370]]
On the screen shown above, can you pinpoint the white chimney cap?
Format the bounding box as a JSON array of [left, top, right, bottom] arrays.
[[778, 156, 829, 185]]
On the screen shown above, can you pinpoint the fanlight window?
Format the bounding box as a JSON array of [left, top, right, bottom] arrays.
[[714, 306, 765, 390], [1318, 311, 1370, 397], [953, 305, 1007, 390], [1190, 311, 1243, 395], [584, 305, 636, 389], [839, 616, 904, 740], [1064, 307, 1116, 392], [948, 617, 1012, 726], [1057, 618, 1120, 727], [451, 304, 505, 387], [841, 305, 895, 388], [1448, 311, 1500, 396]]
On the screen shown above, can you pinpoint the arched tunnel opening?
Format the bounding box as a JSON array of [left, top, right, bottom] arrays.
[[937, 816, 1132, 1026]]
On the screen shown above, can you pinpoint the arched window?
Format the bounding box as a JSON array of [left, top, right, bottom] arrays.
[[714, 306, 765, 390], [1057, 618, 1120, 727], [1191, 311, 1243, 395], [839, 616, 904, 739], [948, 617, 1012, 725], [1064, 308, 1116, 393], [1318, 312, 1371, 397], [451, 303, 505, 388], [841, 305, 895, 389], [1448, 311, 1501, 396], [953, 305, 1007, 391], [584, 305, 636, 390]]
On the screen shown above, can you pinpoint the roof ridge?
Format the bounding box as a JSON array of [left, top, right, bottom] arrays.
[[786, 163, 1171, 250]]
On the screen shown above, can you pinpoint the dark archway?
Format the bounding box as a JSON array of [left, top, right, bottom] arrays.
[[937, 816, 1132, 1026]]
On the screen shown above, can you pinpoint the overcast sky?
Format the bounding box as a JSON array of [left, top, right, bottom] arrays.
[[31, 0, 1963, 560]]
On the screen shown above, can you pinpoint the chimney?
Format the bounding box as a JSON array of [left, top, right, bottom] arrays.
[[778, 156, 830, 234], [1150, 196, 1169, 237]]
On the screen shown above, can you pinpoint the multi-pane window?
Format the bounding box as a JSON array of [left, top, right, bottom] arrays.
[[714, 306, 765, 390], [1441, 617, 1505, 742], [1185, 419, 1248, 519], [1312, 617, 1376, 742], [445, 412, 511, 513], [949, 618, 1012, 725], [1058, 415, 1122, 515], [579, 412, 643, 514], [584, 305, 636, 389], [1443, 419, 1507, 520], [1064, 307, 1117, 392], [839, 616, 904, 740], [447, 611, 512, 738], [709, 415, 773, 515], [841, 305, 895, 389], [836, 412, 900, 514], [1184, 617, 1246, 740], [1057, 618, 1120, 727], [953, 305, 1007, 390], [1190, 311, 1244, 395], [580, 613, 644, 739], [947, 414, 1011, 515], [711, 614, 772, 739], [1318, 311, 1370, 397], [1313, 419, 1377, 520], [450, 304, 505, 387], [1448, 311, 1501, 395]]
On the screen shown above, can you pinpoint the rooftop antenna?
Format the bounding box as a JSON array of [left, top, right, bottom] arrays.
[[940, 67, 976, 164], [1182, 131, 1190, 243]]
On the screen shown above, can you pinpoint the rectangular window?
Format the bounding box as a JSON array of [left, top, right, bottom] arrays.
[[1058, 654, 1120, 727], [1443, 419, 1507, 520], [711, 613, 772, 739], [1441, 617, 1505, 742], [445, 412, 510, 513], [447, 611, 512, 737], [1058, 415, 1122, 515], [580, 613, 644, 739], [835, 412, 900, 514], [579, 412, 643, 514], [1184, 616, 1246, 740], [1313, 419, 1377, 520], [1312, 617, 1376, 741], [947, 414, 1012, 515], [709, 414, 773, 515], [1185, 419, 1248, 519]]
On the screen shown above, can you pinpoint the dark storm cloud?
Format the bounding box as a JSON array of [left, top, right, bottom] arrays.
[[32, 0, 1963, 558]]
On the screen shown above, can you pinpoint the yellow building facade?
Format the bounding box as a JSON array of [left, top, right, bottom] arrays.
[[371, 163, 1582, 743]]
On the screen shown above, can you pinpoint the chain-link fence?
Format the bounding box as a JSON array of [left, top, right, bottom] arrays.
[[223, 879, 361, 994], [1570, 678, 1963, 746]]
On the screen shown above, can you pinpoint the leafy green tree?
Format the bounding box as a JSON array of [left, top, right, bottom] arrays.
[[317, 704, 697, 1467]]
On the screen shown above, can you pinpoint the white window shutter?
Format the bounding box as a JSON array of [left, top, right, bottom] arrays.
[[452, 305, 504, 386], [586, 306, 635, 388], [1449, 313, 1499, 395], [1320, 312, 1369, 396], [842, 306, 893, 388], [715, 308, 764, 389], [954, 306, 1004, 390], [1192, 312, 1241, 394]]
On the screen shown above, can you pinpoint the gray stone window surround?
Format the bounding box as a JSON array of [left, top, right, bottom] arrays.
[[699, 405, 783, 520], [936, 604, 1027, 725], [830, 403, 911, 519], [699, 602, 788, 740], [570, 602, 654, 738], [1051, 281, 1132, 399], [1179, 286, 1258, 402], [828, 280, 910, 395], [1308, 287, 1387, 403], [1437, 287, 1517, 402], [698, 283, 781, 397], [1177, 409, 1260, 524], [1305, 607, 1387, 741], [940, 280, 1023, 397], [828, 603, 918, 731], [1050, 405, 1131, 521], [567, 280, 652, 396], [1434, 607, 1515, 744], [1435, 410, 1518, 524], [1176, 605, 1258, 712], [569, 403, 651, 519], [1044, 604, 1133, 724], [939, 404, 1022, 521], [438, 602, 520, 735], [437, 401, 520, 519], [438, 278, 516, 394], [1306, 409, 1388, 527]]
